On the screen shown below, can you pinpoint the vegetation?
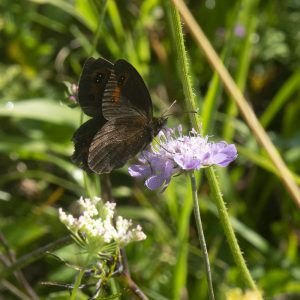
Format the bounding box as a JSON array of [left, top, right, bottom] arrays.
[[1, 0, 300, 299]]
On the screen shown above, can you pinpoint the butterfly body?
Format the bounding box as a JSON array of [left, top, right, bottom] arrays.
[[72, 58, 167, 174]]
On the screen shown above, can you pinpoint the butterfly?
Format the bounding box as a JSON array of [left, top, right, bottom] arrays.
[[71, 57, 167, 174]]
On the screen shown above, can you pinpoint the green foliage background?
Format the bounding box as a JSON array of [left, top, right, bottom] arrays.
[[1, 0, 300, 299]]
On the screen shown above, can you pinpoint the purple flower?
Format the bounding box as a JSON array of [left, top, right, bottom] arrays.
[[234, 24, 246, 38], [128, 126, 238, 191], [64, 82, 78, 103]]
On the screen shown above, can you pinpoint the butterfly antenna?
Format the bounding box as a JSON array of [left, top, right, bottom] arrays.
[[161, 101, 199, 118], [162, 100, 177, 117]]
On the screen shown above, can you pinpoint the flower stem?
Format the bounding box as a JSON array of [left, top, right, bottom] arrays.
[[120, 271, 149, 300], [168, 3, 214, 298], [170, 1, 259, 293], [70, 269, 85, 300], [166, 2, 201, 133], [206, 167, 260, 293], [190, 172, 215, 300]]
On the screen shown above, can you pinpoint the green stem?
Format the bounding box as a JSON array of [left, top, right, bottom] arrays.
[[170, 1, 259, 294], [70, 269, 85, 300], [167, 2, 201, 132], [206, 167, 259, 292], [190, 172, 215, 300]]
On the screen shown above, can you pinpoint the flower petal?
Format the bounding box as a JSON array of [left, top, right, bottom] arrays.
[[174, 154, 201, 170], [145, 175, 165, 190], [128, 164, 151, 178]]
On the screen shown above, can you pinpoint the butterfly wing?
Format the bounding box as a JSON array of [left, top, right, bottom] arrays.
[[78, 57, 113, 117], [88, 116, 151, 174], [71, 117, 106, 171], [75, 58, 160, 174], [101, 59, 153, 120]]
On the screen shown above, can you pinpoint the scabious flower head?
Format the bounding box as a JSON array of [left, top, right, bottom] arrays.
[[59, 196, 146, 258], [128, 126, 237, 191]]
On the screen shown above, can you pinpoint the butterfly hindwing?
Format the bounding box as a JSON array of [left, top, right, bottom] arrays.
[[88, 116, 151, 174], [71, 117, 106, 172]]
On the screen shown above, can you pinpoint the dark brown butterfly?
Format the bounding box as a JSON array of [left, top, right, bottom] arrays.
[[71, 57, 167, 174]]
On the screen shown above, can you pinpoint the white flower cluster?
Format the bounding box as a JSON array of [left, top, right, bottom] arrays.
[[59, 196, 146, 248]]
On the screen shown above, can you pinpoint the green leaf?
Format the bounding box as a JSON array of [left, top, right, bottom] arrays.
[[0, 99, 80, 127]]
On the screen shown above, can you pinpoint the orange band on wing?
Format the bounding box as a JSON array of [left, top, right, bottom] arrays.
[[112, 86, 121, 103]]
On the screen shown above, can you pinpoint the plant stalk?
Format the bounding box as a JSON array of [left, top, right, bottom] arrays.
[[190, 172, 215, 300], [70, 269, 85, 300], [206, 168, 259, 292]]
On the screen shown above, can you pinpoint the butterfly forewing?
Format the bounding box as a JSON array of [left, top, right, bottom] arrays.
[[101, 69, 139, 119], [78, 58, 113, 117], [101, 60, 153, 120]]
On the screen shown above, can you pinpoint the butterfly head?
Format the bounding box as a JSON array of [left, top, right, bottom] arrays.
[[150, 116, 168, 138]]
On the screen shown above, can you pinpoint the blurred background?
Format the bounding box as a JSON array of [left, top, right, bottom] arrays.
[[0, 0, 300, 299]]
